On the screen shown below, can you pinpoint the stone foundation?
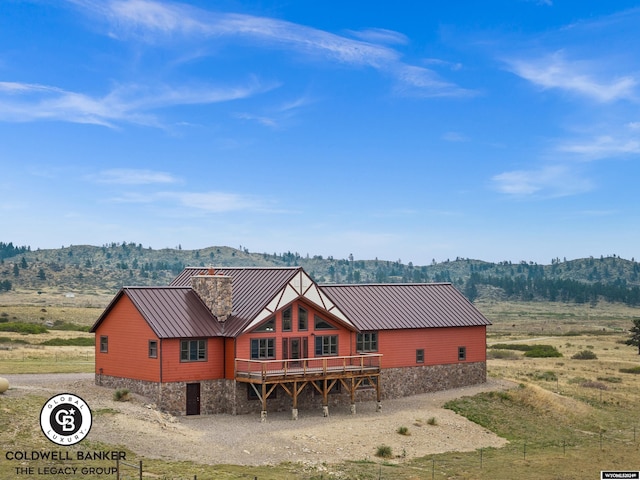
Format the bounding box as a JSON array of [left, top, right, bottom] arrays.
[[96, 362, 486, 416]]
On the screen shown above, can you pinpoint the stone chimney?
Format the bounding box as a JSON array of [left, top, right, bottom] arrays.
[[191, 269, 232, 322]]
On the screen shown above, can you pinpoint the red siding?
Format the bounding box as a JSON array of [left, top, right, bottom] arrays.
[[161, 337, 224, 382], [94, 295, 161, 382], [235, 300, 354, 360], [378, 326, 486, 368]]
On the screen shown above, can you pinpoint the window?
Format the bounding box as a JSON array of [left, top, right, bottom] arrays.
[[282, 307, 292, 331], [356, 332, 378, 352], [458, 346, 467, 361], [148, 340, 158, 359], [180, 339, 206, 362], [416, 349, 424, 363], [254, 316, 275, 332], [251, 338, 275, 359], [315, 335, 338, 356], [298, 307, 308, 331], [314, 315, 336, 330], [100, 336, 108, 353]]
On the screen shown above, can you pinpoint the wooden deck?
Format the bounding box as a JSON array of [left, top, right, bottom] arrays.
[[235, 354, 382, 419], [235, 354, 381, 382]]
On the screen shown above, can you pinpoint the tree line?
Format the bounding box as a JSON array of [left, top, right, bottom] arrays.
[[465, 273, 640, 306]]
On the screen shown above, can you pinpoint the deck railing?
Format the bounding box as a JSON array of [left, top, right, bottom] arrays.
[[235, 354, 382, 380]]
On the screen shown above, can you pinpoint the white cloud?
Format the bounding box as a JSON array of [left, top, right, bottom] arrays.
[[492, 165, 592, 197], [507, 51, 637, 102], [73, 0, 471, 97], [0, 79, 272, 127], [346, 28, 409, 46], [94, 169, 179, 185], [558, 135, 640, 160], [111, 189, 268, 213]]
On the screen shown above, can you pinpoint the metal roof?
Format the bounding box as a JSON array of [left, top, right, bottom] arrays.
[[91, 287, 223, 339], [320, 283, 491, 331], [92, 268, 490, 339], [171, 267, 303, 337]]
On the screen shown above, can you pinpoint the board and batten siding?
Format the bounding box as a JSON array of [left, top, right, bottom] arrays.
[[94, 295, 161, 382], [160, 337, 224, 382], [377, 325, 486, 368]]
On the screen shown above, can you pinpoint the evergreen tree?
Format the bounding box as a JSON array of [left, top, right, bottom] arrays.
[[626, 318, 640, 355]]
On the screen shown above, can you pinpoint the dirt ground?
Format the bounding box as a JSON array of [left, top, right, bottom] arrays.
[[4, 374, 512, 467]]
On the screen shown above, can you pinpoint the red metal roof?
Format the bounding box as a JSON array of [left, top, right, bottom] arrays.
[[320, 283, 491, 331], [91, 287, 223, 338], [93, 268, 490, 339]]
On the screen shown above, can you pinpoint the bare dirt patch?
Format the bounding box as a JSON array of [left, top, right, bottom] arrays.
[[4, 374, 511, 467]]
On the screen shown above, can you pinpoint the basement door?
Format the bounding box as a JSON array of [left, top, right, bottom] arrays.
[[186, 383, 200, 415]]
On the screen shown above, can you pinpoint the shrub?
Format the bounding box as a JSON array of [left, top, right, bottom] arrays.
[[0, 322, 47, 334], [113, 389, 130, 402], [524, 345, 562, 358], [572, 350, 598, 360], [375, 445, 393, 458], [597, 376, 622, 383], [41, 337, 94, 346], [396, 426, 410, 435], [619, 366, 640, 374], [427, 416, 438, 426]]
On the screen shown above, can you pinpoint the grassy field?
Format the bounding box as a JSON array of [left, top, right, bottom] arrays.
[[1, 300, 640, 478]]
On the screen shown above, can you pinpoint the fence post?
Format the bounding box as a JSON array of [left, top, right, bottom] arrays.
[[116, 458, 119, 480], [139, 460, 142, 480]]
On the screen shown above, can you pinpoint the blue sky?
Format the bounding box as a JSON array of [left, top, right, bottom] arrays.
[[2, 0, 640, 265]]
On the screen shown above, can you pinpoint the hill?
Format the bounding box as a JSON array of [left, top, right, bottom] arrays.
[[1, 241, 640, 307]]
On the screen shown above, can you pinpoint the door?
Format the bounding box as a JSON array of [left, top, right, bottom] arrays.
[[186, 383, 200, 415]]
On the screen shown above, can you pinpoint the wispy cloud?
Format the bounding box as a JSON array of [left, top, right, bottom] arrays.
[[111, 189, 271, 213], [0, 79, 272, 127], [72, 0, 471, 98], [506, 51, 637, 102], [558, 135, 640, 160], [92, 168, 180, 185], [492, 165, 592, 197]]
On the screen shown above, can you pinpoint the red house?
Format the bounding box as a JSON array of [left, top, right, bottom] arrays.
[[91, 267, 490, 418]]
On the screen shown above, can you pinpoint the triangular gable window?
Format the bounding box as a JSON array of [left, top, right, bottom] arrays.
[[314, 315, 337, 330], [253, 316, 275, 332]]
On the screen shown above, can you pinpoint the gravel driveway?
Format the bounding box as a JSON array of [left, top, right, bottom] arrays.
[[4, 373, 511, 467]]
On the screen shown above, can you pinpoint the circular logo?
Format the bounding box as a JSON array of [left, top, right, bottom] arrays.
[[40, 393, 92, 446]]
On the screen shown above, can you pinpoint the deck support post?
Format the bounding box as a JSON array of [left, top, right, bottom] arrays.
[[350, 403, 356, 414], [291, 408, 298, 420], [376, 402, 382, 412], [322, 405, 329, 417], [260, 410, 267, 422]]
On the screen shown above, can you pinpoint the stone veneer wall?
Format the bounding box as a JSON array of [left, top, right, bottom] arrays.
[[190, 275, 232, 321], [96, 362, 486, 415]]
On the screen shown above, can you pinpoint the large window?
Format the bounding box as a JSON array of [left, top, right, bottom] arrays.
[[315, 335, 338, 356], [356, 332, 378, 352], [251, 338, 275, 359], [298, 307, 308, 331], [282, 308, 292, 332], [180, 339, 206, 362], [99, 336, 108, 353]]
